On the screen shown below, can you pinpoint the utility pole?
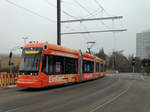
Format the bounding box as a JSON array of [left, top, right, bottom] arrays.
[[9, 51, 13, 73], [57, 0, 61, 45], [112, 19, 115, 71]]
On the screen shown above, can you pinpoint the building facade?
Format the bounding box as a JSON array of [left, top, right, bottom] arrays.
[[0, 56, 20, 70], [136, 30, 150, 59]]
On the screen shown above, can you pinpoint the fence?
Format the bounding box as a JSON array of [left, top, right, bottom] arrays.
[[0, 72, 18, 88], [105, 69, 114, 74]]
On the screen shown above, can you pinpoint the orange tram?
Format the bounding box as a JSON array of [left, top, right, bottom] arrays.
[[17, 42, 105, 88]]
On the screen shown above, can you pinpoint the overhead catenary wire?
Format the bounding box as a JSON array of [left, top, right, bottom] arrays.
[[94, 0, 112, 29], [62, 0, 104, 18], [5, 0, 56, 23], [44, 0, 93, 34], [44, 0, 93, 38], [44, 0, 88, 42], [44, 0, 76, 19], [64, 0, 95, 39], [44, 0, 76, 31], [62, 0, 115, 45], [61, 0, 93, 41], [94, 0, 110, 16], [62, 9, 104, 19], [73, 0, 95, 17], [45, 0, 100, 19], [45, 0, 126, 44], [80, 22, 94, 38], [62, 2, 96, 40], [62, 1, 94, 39], [44, 0, 109, 32], [94, 0, 124, 30], [73, 0, 110, 30]]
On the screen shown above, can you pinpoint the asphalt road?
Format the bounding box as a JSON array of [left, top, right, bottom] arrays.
[[0, 73, 150, 112]]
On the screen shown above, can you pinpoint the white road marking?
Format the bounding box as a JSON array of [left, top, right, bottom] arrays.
[[8, 85, 16, 88], [141, 75, 145, 80], [4, 108, 17, 112], [89, 82, 132, 112]]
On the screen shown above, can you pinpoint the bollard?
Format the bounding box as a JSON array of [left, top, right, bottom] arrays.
[[15, 73, 18, 84], [1, 73, 8, 88], [10, 73, 13, 85], [0, 73, 2, 87], [0, 73, 4, 88], [9, 73, 12, 85], [12, 74, 15, 84], [7, 73, 9, 85]]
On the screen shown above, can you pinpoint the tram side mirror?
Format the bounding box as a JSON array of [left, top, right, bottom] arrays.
[[43, 45, 48, 50]]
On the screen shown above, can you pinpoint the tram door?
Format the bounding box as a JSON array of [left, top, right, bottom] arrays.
[[78, 50, 82, 82]]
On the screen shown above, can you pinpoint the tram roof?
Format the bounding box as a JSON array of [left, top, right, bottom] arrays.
[[24, 42, 105, 63], [24, 43, 78, 54]]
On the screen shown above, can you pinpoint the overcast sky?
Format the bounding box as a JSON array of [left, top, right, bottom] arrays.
[[0, 0, 150, 56]]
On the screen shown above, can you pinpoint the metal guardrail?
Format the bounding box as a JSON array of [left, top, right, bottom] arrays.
[[0, 72, 18, 88]]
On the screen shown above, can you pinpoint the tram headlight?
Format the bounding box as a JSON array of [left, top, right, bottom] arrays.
[[32, 73, 38, 76]]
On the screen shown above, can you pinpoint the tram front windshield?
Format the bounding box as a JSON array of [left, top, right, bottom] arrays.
[[19, 48, 42, 74]]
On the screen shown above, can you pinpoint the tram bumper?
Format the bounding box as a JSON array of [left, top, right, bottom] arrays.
[[17, 80, 42, 88]]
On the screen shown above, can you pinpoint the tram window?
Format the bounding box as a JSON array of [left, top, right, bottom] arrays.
[[42, 55, 54, 74], [98, 63, 100, 72], [56, 62, 61, 72], [96, 62, 101, 72], [97, 63, 99, 72], [48, 56, 53, 74], [83, 60, 94, 73], [42, 54, 78, 75], [96, 63, 98, 72], [42, 55, 48, 74], [53, 56, 64, 74], [64, 57, 78, 74], [82, 61, 86, 73], [54, 56, 78, 74], [96, 63, 97, 72], [83, 62, 86, 73], [101, 64, 104, 72], [99, 63, 102, 72]]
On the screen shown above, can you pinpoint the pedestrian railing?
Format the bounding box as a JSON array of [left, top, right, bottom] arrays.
[[0, 72, 18, 88]]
